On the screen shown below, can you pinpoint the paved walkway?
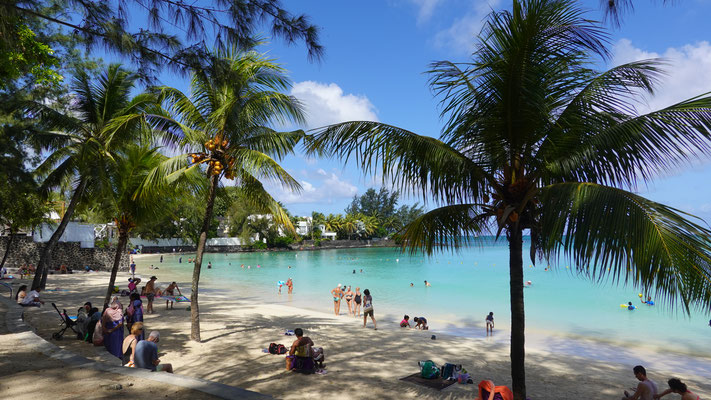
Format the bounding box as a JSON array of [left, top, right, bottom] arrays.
[[0, 294, 270, 399]]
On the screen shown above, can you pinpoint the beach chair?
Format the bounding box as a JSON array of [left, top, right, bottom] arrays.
[[51, 303, 81, 340], [477, 380, 514, 400]]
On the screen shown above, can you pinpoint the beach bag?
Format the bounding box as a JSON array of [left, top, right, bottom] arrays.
[[286, 355, 294, 371], [92, 320, 104, 346], [269, 343, 287, 354], [442, 363, 456, 380], [419, 360, 440, 379]]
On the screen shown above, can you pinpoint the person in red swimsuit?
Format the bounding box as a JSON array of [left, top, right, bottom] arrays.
[[654, 378, 702, 400]]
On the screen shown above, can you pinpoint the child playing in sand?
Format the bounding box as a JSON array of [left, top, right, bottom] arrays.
[[400, 315, 411, 328]]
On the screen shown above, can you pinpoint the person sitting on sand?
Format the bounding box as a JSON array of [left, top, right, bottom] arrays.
[[102, 296, 124, 359], [413, 316, 428, 330], [654, 378, 702, 400], [288, 328, 314, 357], [134, 331, 173, 373], [145, 276, 157, 314], [126, 293, 144, 338], [122, 322, 143, 367], [20, 287, 44, 307], [331, 284, 344, 315], [164, 282, 181, 309], [623, 365, 658, 400], [59, 264, 68, 274], [400, 315, 411, 328], [15, 284, 27, 304]]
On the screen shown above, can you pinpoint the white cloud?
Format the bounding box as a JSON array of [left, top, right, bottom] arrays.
[[290, 81, 378, 129], [432, 0, 501, 55], [409, 0, 446, 23], [268, 169, 358, 205], [612, 39, 711, 113]]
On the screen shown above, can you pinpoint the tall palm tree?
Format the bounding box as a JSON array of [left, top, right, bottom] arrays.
[[147, 46, 304, 342], [306, 0, 711, 398], [27, 65, 156, 289], [92, 145, 175, 305]]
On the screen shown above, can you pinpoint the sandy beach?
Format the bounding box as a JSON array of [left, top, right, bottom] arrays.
[[11, 271, 711, 399]]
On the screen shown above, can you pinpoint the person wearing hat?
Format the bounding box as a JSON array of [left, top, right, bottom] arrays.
[[330, 284, 344, 315], [145, 276, 158, 314]]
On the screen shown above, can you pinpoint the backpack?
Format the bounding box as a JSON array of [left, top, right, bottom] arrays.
[[419, 360, 440, 379], [269, 343, 288, 354]]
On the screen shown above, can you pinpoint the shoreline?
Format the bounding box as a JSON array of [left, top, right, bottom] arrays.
[[11, 272, 711, 399]]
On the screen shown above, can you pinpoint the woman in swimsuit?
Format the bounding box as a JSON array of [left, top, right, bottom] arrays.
[[330, 284, 343, 315], [353, 287, 362, 317], [121, 322, 143, 367], [344, 286, 354, 316], [655, 378, 702, 400]]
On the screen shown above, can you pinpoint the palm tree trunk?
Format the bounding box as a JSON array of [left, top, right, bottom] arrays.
[[509, 226, 526, 400], [190, 174, 219, 342], [0, 227, 16, 270], [104, 228, 128, 305], [33, 178, 88, 290]]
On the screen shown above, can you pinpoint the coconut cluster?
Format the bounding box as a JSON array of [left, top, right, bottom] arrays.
[[187, 135, 237, 179]]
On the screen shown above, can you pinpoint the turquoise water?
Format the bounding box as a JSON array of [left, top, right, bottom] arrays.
[[135, 239, 711, 358]]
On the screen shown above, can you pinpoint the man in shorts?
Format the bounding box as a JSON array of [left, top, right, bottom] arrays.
[[486, 312, 494, 335], [129, 261, 136, 278], [145, 276, 157, 314], [622, 365, 657, 400], [134, 331, 173, 373]]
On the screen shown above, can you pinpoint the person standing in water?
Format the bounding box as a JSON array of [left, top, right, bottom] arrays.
[[362, 289, 376, 330], [424, 280, 431, 287], [207, 261, 212, 269], [331, 284, 343, 315], [286, 278, 293, 294], [486, 312, 494, 335]]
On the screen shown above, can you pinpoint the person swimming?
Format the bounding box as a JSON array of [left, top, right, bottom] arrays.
[[627, 301, 636, 310], [424, 280, 431, 287]]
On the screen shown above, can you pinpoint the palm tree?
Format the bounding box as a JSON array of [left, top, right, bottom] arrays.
[[306, 0, 711, 398], [92, 145, 174, 305], [27, 65, 156, 289], [324, 213, 342, 234], [147, 46, 304, 342]]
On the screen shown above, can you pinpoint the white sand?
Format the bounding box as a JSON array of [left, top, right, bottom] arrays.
[[15, 272, 711, 399]]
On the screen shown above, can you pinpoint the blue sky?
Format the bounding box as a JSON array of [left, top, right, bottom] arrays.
[[155, 0, 711, 220]]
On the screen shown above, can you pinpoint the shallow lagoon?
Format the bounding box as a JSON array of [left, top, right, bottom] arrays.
[[136, 239, 711, 361]]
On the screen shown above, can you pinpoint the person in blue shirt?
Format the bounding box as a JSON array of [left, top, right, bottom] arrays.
[[134, 331, 173, 373], [628, 302, 636, 310]]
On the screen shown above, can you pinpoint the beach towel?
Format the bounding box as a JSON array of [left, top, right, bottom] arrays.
[[174, 295, 190, 303], [399, 373, 457, 391], [477, 380, 513, 400]]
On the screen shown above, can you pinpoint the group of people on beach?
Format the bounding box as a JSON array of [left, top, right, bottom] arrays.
[[622, 365, 702, 400], [330, 284, 376, 329]]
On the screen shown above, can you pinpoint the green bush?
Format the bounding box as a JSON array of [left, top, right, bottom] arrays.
[[252, 241, 267, 250], [314, 238, 322, 247], [273, 236, 293, 248]]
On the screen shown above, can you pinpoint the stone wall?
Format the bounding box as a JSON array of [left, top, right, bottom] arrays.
[[0, 235, 129, 272]]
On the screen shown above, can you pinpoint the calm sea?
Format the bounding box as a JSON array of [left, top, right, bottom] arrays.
[[134, 238, 711, 362]]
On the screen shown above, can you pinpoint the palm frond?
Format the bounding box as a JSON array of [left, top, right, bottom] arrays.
[[239, 173, 296, 235], [306, 121, 494, 203], [400, 204, 492, 255], [232, 148, 301, 193], [538, 182, 711, 313]]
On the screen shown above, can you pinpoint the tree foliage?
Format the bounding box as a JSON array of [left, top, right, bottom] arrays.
[[2, 0, 322, 81], [306, 0, 711, 398]]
